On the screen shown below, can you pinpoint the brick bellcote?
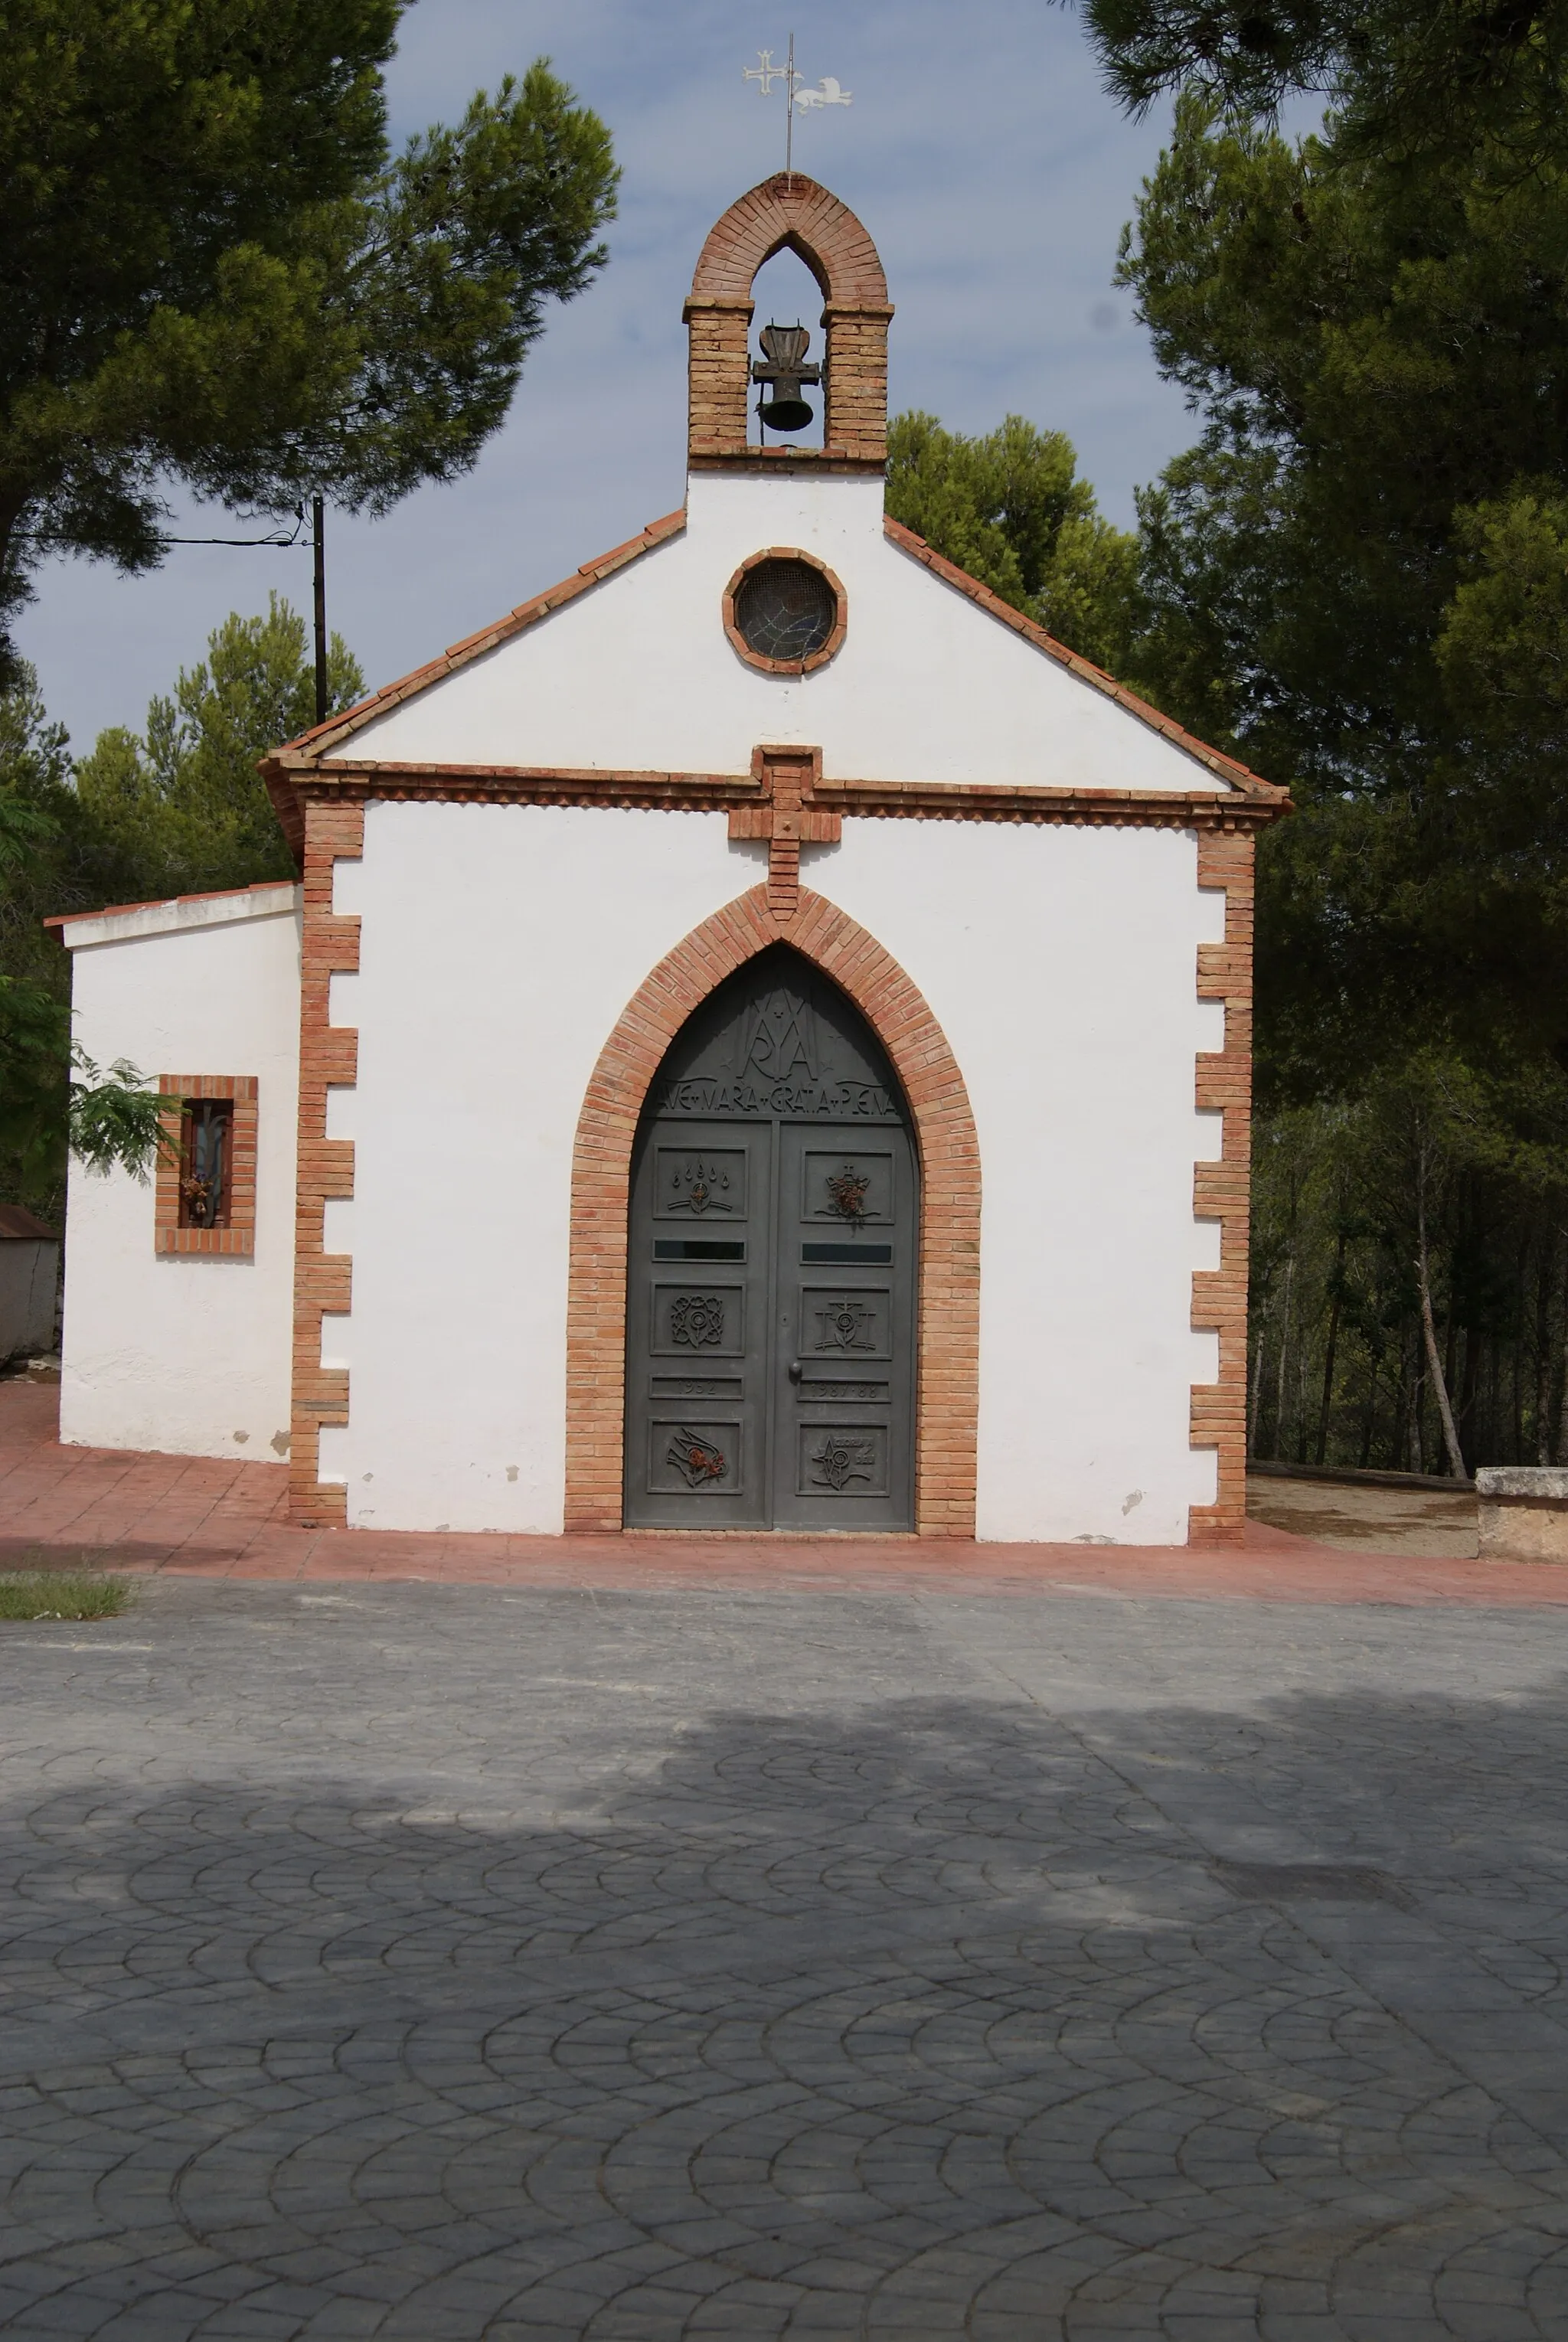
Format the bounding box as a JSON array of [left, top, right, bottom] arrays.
[[683, 175, 894, 475]]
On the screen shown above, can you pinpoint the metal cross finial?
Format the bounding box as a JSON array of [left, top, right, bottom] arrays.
[[741, 46, 791, 97], [743, 33, 851, 183]]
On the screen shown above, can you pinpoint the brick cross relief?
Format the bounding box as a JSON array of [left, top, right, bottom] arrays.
[[729, 744, 841, 918]]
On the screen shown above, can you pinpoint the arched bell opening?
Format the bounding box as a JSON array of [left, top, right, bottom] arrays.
[[747, 247, 828, 449], [684, 176, 893, 468], [625, 943, 918, 1530]]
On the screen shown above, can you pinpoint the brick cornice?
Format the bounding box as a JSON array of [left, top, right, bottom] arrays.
[[279, 766, 760, 799], [687, 450, 887, 477], [816, 779, 1279, 830], [264, 764, 1283, 857]]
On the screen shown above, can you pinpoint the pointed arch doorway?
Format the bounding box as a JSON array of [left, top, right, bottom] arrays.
[[626, 944, 917, 1529]]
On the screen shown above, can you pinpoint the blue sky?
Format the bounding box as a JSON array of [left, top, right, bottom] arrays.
[[18, 0, 1204, 749]]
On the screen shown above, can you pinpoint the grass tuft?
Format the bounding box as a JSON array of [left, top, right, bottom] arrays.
[[0, 1573, 132, 1622]]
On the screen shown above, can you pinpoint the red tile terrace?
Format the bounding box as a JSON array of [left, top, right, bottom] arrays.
[[2, 1379, 1560, 1605]]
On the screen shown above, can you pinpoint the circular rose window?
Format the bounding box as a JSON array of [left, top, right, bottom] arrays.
[[724, 552, 846, 674]]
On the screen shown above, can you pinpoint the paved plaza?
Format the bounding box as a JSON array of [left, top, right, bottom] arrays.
[[6, 1572, 1568, 2338]]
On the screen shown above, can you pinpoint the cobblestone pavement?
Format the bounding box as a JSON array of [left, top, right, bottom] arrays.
[[6, 1583, 1568, 2337]]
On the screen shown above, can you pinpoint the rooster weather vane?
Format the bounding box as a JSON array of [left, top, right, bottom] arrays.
[[740, 35, 852, 438]]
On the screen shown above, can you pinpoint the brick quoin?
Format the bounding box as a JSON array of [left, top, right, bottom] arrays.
[[684, 176, 893, 469], [1190, 826, 1256, 1548], [289, 794, 364, 1525], [564, 884, 981, 1538]]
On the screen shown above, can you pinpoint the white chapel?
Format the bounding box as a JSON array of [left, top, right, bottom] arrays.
[[51, 175, 1287, 1546]]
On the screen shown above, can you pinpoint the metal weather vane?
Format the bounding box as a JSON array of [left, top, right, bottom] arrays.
[[743, 33, 851, 183]]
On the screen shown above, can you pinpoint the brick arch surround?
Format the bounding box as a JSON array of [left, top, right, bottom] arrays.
[[688, 175, 890, 306], [564, 884, 980, 1536], [684, 175, 893, 467]]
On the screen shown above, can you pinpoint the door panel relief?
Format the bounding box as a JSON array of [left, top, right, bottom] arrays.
[[626, 946, 916, 1530]]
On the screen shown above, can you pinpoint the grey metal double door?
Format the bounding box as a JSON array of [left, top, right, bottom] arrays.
[[624, 951, 916, 1530]]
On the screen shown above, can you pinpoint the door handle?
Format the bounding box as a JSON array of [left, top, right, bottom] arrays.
[[788, 1358, 802, 1383]]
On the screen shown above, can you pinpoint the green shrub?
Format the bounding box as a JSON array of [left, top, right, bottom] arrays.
[[0, 1572, 132, 1621]]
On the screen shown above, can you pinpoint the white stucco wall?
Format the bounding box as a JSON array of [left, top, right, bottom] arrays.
[[316, 805, 767, 1530], [324, 801, 1220, 1543], [811, 821, 1224, 1543], [329, 473, 1230, 799], [58, 887, 302, 1460]]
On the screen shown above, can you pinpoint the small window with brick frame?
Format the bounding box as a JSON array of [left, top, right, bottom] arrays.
[[155, 1076, 258, 1256], [178, 1098, 234, 1229]]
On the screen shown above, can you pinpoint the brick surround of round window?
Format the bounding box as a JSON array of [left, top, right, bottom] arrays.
[[723, 547, 848, 676]]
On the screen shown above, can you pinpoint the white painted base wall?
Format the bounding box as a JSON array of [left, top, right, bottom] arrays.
[[59, 890, 302, 1461], [318, 801, 1218, 1543]]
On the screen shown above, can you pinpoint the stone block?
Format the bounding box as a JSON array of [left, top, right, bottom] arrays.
[[1477, 1466, 1568, 1561]]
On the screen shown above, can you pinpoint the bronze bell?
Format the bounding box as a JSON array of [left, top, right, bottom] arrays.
[[751, 322, 822, 434]]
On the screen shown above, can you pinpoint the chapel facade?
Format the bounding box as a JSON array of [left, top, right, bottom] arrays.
[[51, 176, 1288, 1546]]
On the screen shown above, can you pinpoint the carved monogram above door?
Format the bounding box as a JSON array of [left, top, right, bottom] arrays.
[[625, 946, 917, 1530]]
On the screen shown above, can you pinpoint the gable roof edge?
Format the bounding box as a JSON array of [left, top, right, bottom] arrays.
[[267, 508, 689, 772], [883, 515, 1285, 802]]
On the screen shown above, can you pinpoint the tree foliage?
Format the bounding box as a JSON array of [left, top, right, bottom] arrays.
[[1251, 1055, 1568, 1474], [884, 411, 1145, 675], [1079, 0, 1568, 1470], [890, 0, 1568, 1471], [1106, 59, 1568, 1091], [0, 603, 358, 1211], [0, 3, 618, 665], [75, 594, 362, 897], [0, 665, 77, 991], [65, 1050, 171, 1182], [0, 968, 69, 1194], [1082, 0, 1568, 165]]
